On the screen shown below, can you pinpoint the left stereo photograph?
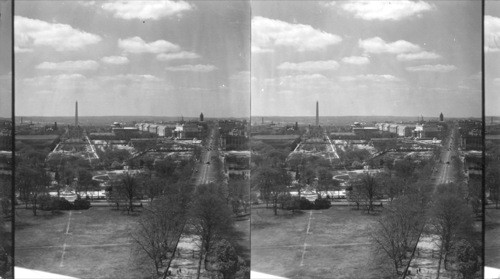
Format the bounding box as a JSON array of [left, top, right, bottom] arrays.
[[13, 1, 250, 279]]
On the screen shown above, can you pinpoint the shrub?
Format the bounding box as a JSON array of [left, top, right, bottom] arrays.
[[314, 198, 331, 209], [50, 197, 73, 211], [298, 197, 314, 210], [73, 198, 91, 210]]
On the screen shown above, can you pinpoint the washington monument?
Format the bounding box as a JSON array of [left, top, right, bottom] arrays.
[[316, 101, 319, 126]]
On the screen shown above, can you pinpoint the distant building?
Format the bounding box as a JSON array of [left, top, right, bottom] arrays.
[[396, 125, 415, 137], [439, 112, 444, 122], [414, 124, 442, 139], [157, 124, 175, 137], [200, 112, 204, 122], [174, 123, 202, 139]]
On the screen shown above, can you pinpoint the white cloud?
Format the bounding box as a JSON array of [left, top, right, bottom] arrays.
[[101, 56, 130, 65], [359, 37, 421, 54], [339, 74, 401, 82], [99, 74, 162, 82], [156, 51, 200, 61], [485, 15, 500, 53], [405, 64, 457, 73], [102, 1, 193, 20], [165, 64, 217, 72], [396, 51, 441, 61], [252, 16, 342, 53], [36, 60, 99, 71], [15, 16, 101, 51], [14, 46, 33, 53], [341, 56, 370, 65], [78, 1, 96, 7], [341, 0, 433, 21], [118, 36, 180, 54], [277, 60, 340, 72]]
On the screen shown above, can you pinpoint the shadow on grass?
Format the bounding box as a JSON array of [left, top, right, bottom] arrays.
[[14, 221, 33, 230], [251, 208, 307, 230]]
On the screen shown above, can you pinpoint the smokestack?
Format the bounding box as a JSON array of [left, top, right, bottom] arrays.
[[316, 101, 319, 126], [75, 101, 78, 127]]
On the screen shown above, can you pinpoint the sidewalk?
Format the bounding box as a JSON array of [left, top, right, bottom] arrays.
[[406, 234, 455, 279]]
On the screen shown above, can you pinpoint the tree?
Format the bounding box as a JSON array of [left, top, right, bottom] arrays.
[[297, 166, 315, 198], [347, 182, 363, 210], [77, 169, 94, 195], [393, 158, 416, 182], [210, 239, 239, 279], [190, 185, 234, 279], [252, 167, 291, 215], [453, 239, 480, 279], [431, 191, 474, 275], [372, 195, 425, 276], [377, 173, 402, 202], [116, 174, 141, 214], [317, 168, 334, 197], [142, 176, 165, 202], [131, 195, 186, 277], [353, 173, 380, 214], [16, 166, 50, 216]]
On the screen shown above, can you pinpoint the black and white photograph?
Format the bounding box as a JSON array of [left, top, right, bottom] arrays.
[[13, 1, 250, 278], [250, 1, 482, 278], [0, 0, 495, 279]]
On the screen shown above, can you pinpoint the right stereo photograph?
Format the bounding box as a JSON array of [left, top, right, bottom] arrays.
[[250, 0, 483, 278], [486, 1, 500, 279]]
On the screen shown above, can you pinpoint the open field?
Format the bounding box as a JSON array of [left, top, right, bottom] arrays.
[[15, 207, 152, 279], [486, 207, 500, 268], [251, 207, 391, 279]]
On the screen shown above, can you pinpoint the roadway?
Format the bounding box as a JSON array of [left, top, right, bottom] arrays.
[[434, 122, 458, 186], [196, 123, 219, 185], [406, 122, 461, 277]]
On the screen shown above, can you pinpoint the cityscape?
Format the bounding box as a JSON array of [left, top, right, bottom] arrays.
[[0, 1, 497, 279]]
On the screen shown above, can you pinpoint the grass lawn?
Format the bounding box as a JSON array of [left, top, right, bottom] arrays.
[[15, 207, 153, 279], [486, 207, 500, 268], [251, 206, 391, 279]]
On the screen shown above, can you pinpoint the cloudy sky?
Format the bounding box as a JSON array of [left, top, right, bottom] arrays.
[[486, 1, 500, 117], [251, 0, 481, 118], [15, 0, 250, 118], [0, 0, 12, 118]]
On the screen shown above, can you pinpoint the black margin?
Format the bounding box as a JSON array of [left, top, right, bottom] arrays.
[[482, 0, 486, 277], [10, 0, 15, 277]]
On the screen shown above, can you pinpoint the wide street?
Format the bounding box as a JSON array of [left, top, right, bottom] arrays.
[[435, 122, 458, 185], [196, 124, 218, 185]]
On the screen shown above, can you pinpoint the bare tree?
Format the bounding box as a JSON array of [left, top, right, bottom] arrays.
[[190, 185, 233, 279], [371, 195, 424, 276], [252, 166, 291, 215], [352, 173, 380, 214], [431, 191, 474, 276], [16, 166, 50, 216], [116, 173, 141, 214], [131, 195, 186, 277]]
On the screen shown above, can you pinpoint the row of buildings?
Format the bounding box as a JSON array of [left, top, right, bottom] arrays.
[[372, 122, 444, 139]]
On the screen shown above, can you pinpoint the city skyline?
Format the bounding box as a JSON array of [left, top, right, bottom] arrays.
[[251, 1, 482, 118]]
